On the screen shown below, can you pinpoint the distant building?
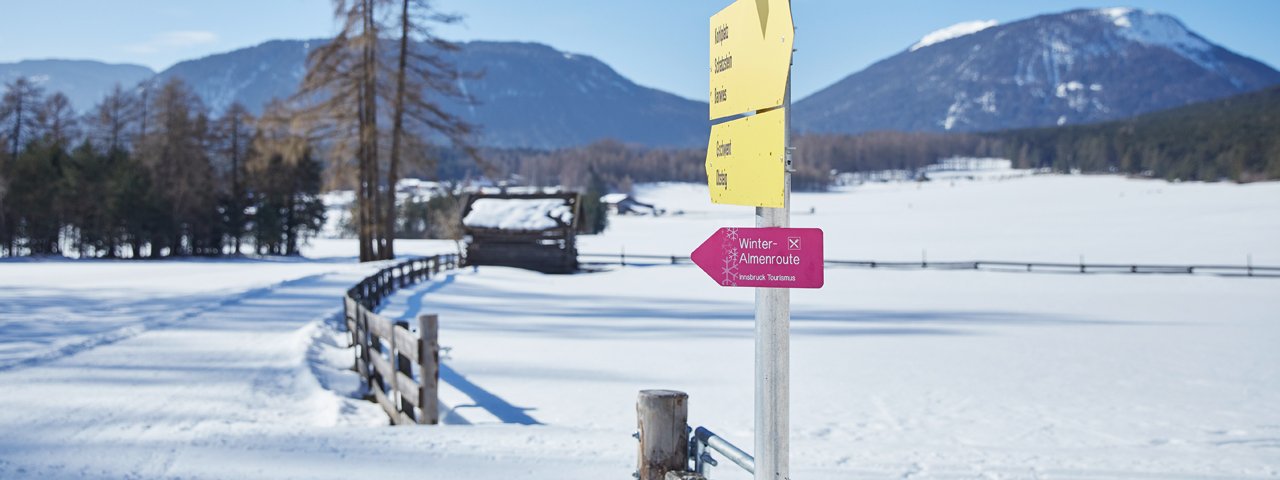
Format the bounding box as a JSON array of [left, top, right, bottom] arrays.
[[461, 192, 581, 274], [600, 193, 661, 216], [925, 157, 1013, 172]]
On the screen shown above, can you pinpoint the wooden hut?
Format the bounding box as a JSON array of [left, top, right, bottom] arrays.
[[461, 192, 581, 274]]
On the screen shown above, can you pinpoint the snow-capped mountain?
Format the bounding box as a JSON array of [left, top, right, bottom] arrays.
[[0, 60, 154, 112], [155, 40, 706, 150], [796, 8, 1280, 134]]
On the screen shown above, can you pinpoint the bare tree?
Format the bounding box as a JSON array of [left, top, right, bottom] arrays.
[[299, 0, 384, 262], [429, 181, 467, 257], [88, 84, 139, 152], [213, 103, 254, 254], [1, 78, 45, 163], [383, 0, 481, 260], [1, 77, 46, 255], [37, 93, 80, 148], [300, 0, 488, 261]]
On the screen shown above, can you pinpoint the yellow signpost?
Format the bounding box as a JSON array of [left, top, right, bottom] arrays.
[[705, 2, 796, 478], [705, 107, 786, 208], [708, 0, 794, 120], [706, 0, 793, 208]]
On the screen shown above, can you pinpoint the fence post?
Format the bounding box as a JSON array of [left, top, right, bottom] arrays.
[[343, 297, 353, 347], [359, 308, 373, 389], [636, 390, 689, 480], [394, 320, 415, 423], [417, 314, 440, 425]]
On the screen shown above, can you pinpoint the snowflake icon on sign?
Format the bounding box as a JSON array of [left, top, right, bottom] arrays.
[[720, 228, 740, 286]]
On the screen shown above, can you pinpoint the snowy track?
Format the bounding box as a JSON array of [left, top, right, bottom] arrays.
[[0, 267, 377, 477]]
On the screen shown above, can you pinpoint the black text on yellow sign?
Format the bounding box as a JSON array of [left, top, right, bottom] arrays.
[[709, 0, 794, 121], [705, 108, 786, 208]]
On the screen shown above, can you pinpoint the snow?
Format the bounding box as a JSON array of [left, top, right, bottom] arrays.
[[943, 93, 966, 130], [600, 192, 629, 204], [1, 176, 1279, 479], [910, 20, 998, 52], [1112, 10, 1212, 54], [1100, 7, 1136, 27], [1098, 8, 1223, 73], [462, 198, 573, 231]]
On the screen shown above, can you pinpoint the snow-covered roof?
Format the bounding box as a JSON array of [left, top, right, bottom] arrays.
[[600, 193, 629, 204], [463, 198, 573, 231], [910, 20, 998, 52]]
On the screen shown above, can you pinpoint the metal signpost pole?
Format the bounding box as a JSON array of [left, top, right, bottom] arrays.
[[755, 73, 791, 479], [706, 1, 800, 477]]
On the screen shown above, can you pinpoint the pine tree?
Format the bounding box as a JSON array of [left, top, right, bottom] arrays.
[[0, 78, 45, 255], [214, 103, 254, 254], [250, 100, 327, 256], [135, 78, 216, 256]]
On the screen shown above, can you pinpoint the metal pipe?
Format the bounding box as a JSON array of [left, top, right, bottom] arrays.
[[695, 427, 755, 475], [754, 58, 792, 480]]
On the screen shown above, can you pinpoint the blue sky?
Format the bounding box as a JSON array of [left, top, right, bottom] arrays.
[[1, 1, 1277, 100]]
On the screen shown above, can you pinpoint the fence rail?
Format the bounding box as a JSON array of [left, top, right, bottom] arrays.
[[343, 254, 462, 425], [691, 426, 753, 477], [580, 253, 1279, 277]]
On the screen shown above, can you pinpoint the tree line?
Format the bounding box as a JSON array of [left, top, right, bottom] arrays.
[[0, 77, 325, 258], [0, 0, 490, 261], [476, 85, 1280, 190], [989, 85, 1280, 182]]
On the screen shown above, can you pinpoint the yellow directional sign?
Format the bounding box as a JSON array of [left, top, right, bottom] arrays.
[[709, 0, 794, 120], [706, 108, 786, 208]]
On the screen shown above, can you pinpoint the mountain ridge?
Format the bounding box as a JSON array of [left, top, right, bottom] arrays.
[[4, 7, 1278, 149], [0, 59, 154, 112], [153, 39, 708, 149], [795, 7, 1280, 135]]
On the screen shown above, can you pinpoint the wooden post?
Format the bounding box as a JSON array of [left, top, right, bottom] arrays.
[[360, 308, 373, 389], [637, 390, 689, 480], [343, 298, 354, 348], [370, 314, 384, 393], [395, 320, 415, 423], [417, 314, 440, 425]]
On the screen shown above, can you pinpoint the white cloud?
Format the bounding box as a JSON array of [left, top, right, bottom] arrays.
[[125, 30, 219, 54]]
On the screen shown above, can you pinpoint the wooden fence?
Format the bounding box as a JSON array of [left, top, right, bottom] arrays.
[[343, 254, 462, 425], [579, 253, 1280, 277]]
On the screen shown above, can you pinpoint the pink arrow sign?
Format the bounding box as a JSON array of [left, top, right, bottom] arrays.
[[691, 227, 824, 288]]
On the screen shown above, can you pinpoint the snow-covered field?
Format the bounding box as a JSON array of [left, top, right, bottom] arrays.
[[1, 175, 1278, 479]]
